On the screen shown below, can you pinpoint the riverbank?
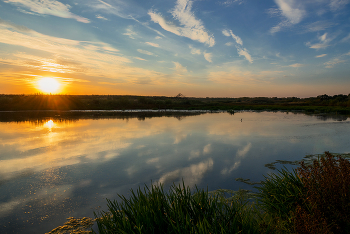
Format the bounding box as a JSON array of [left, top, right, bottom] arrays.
[[1, 94, 349, 114]]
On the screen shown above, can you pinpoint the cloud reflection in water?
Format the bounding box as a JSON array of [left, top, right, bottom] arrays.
[[0, 112, 349, 233]]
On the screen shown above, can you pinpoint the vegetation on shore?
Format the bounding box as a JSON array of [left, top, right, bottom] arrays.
[[70, 152, 349, 234], [1, 93, 350, 114]]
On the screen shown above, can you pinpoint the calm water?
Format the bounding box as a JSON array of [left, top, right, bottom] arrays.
[[0, 111, 349, 233]]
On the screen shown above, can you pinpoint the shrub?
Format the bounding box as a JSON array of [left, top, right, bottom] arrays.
[[295, 152, 350, 233]]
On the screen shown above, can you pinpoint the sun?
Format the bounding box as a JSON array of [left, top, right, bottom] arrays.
[[37, 77, 61, 93]]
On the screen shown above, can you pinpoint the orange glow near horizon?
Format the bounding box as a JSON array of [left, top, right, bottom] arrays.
[[45, 120, 55, 130], [36, 77, 61, 94]]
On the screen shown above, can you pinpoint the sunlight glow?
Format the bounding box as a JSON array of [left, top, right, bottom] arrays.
[[37, 78, 61, 93], [45, 120, 55, 130]]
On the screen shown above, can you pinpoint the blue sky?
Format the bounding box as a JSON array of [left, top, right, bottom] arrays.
[[0, 0, 349, 97]]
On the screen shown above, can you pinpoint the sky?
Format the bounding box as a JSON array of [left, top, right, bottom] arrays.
[[0, 0, 349, 97]]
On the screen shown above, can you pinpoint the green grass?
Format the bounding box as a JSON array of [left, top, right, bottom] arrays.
[[93, 182, 261, 234], [255, 167, 306, 233]]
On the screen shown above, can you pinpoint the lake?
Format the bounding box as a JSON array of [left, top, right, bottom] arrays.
[[0, 111, 349, 233]]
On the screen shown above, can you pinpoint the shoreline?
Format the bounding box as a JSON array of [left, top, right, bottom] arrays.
[[0, 94, 349, 114]]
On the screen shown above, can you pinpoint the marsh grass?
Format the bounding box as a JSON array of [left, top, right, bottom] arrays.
[[93, 182, 261, 234], [255, 167, 306, 233]]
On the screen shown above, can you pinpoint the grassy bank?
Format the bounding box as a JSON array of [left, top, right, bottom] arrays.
[[49, 152, 349, 234], [1, 94, 350, 114]]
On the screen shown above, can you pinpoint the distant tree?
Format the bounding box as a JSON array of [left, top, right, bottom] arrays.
[[318, 94, 330, 101], [175, 93, 185, 98]]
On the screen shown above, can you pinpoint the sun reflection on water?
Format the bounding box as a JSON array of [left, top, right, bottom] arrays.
[[45, 120, 55, 131]]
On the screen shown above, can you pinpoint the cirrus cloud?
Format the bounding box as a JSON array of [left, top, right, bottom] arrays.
[[289, 63, 305, 67], [222, 29, 253, 63], [222, 29, 243, 46], [137, 49, 155, 56], [148, 0, 215, 47], [203, 52, 212, 63], [145, 42, 160, 48], [4, 0, 90, 23], [269, 0, 305, 33]]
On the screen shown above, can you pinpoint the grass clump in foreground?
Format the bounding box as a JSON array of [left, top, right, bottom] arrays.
[[93, 182, 260, 234], [92, 152, 350, 233]]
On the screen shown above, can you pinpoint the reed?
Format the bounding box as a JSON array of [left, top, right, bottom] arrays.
[[255, 167, 305, 232], [93, 182, 260, 234]]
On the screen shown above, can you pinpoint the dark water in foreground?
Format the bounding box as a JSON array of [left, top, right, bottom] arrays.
[[0, 111, 349, 233]]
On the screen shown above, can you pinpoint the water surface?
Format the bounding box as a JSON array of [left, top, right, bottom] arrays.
[[0, 111, 349, 233]]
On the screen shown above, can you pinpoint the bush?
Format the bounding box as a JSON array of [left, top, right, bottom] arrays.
[[295, 152, 350, 233]]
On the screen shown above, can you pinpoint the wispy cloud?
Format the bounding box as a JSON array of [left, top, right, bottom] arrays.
[[315, 54, 327, 58], [324, 58, 346, 68], [270, 0, 306, 33], [85, 0, 131, 19], [341, 33, 350, 42], [222, 29, 253, 63], [4, 0, 90, 23], [222, 29, 243, 45], [323, 52, 350, 68], [237, 47, 253, 63], [0, 22, 178, 88], [304, 21, 336, 32], [189, 45, 201, 55], [173, 62, 188, 73], [96, 14, 108, 20], [188, 45, 212, 63], [220, 0, 244, 6], [137, 49, 155, 56], [123, 26, 137, 39], [145, 42, 160, 47], [330, 0, 350, 11], [148, 0, 215, 47], [289, 63, 305, 67], [203, 52, 212, 63], [306, 33, 334, 50], [208, 64, 281, 85], [309, 44, 329, 49], [0, 18, 33, 32], [134, 57, 146, 61], [275, 0, 305, 24], [269, 0, 349, 33]]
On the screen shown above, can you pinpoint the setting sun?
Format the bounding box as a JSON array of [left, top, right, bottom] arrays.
[[37, 78, 61, 94]]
